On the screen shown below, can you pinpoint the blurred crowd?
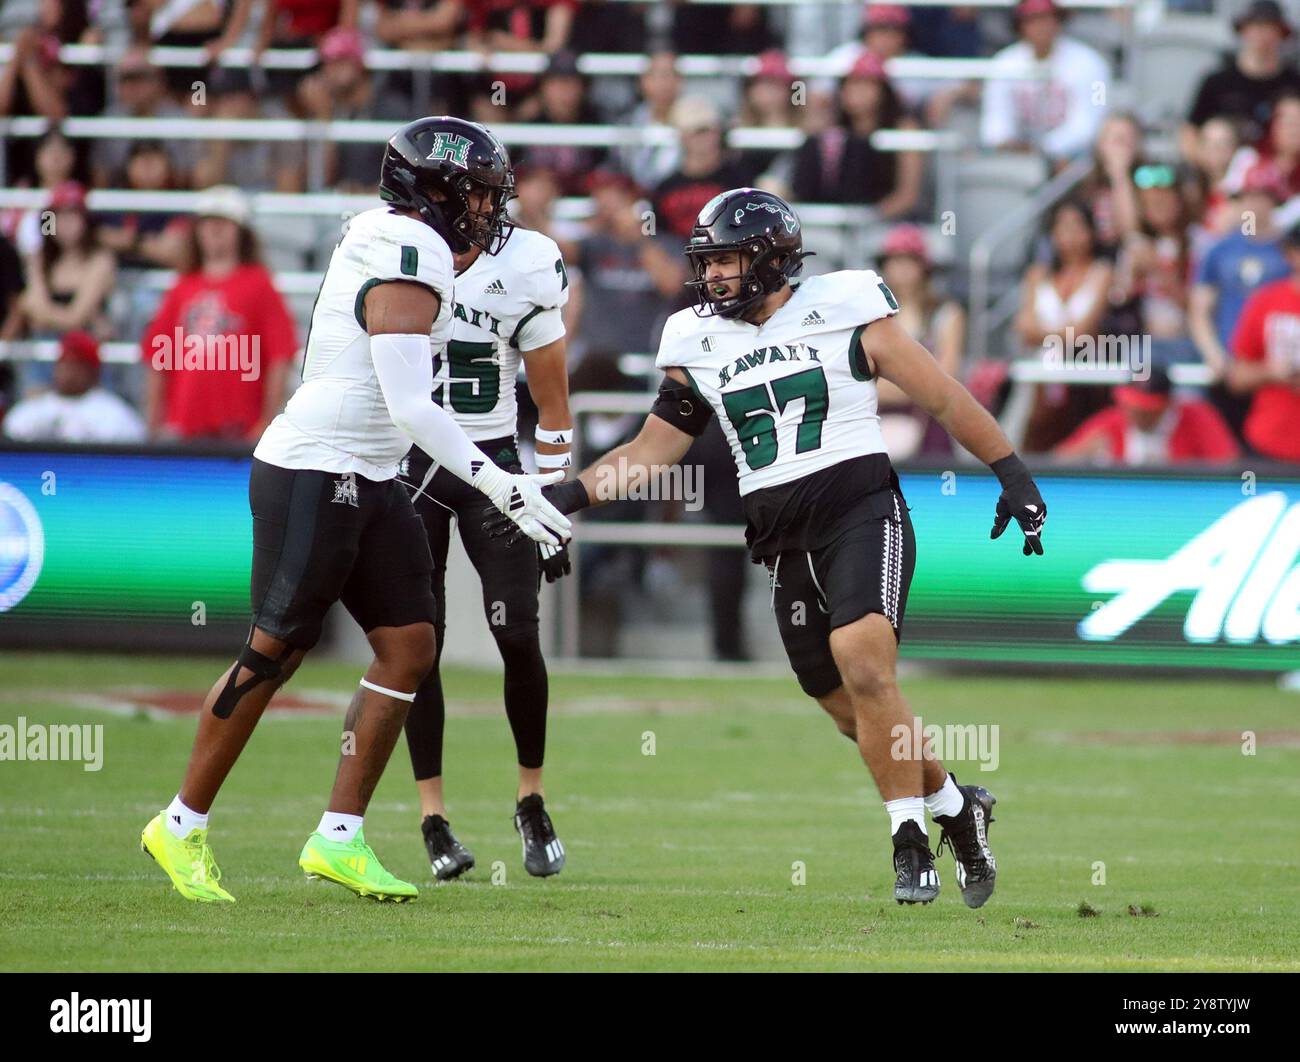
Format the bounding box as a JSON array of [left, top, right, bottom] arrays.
[[0, 0, 1298, 471]]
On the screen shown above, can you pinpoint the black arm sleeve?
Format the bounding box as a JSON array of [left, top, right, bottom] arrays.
[[650, 377, 715, 437]]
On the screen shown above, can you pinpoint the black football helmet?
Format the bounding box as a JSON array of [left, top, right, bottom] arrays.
[[379, 116, 516, 255], [684, 188, 811, 320]]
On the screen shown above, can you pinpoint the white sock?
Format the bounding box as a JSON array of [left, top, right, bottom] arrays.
[[317, 811, 363, 843], [884, 796, 927, 837], [165, 794, 208, 839], [925, 774, 966, 819]]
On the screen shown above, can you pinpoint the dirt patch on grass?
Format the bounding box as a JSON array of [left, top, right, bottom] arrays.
[[52, 689, 735, 720], [66, 689, 350, 718]]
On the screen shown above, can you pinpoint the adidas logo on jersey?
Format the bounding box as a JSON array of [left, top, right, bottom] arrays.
[[701, 337, 714, 352], [801, 310, 826, 327], [483, 279, 507, 295]]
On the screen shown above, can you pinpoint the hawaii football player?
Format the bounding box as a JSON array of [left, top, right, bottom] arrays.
[[140, 117, 570, 904], [397, 143, 574, 880], [514, 188, 1047, 906]]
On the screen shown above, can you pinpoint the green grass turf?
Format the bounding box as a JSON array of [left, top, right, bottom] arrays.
[[1, 651, 1297, 971]]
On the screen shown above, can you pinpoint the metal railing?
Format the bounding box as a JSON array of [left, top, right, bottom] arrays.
[[0, 43, 1048, 82], [0, 115, 964, 150], [967, 155, 1094, 361]]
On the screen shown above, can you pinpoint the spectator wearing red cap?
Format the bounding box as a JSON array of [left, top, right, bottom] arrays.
[[792, 51, 922, 217], [295, 27, 411, 191], [1190, 159, 1291, 382], [981, 0, 1111, 164], [15, 182, 117, 350], [1183, 0, 1300, 160], [2, 331, 146, 444], [1055, 369, 1241, 466], [1227, 220, 1300, 462], [822, 5, 969, 124], [874, 225, 966, 458], [142, 187, 297, 441]]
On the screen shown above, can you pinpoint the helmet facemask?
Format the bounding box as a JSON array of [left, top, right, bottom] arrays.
[[417, 171, 516, 255], [685, 238, 806, 321]]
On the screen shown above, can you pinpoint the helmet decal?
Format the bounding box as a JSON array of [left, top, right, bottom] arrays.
[[426, 131, 473, 168]]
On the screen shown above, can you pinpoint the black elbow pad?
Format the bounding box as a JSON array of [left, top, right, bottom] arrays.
[[650, 380, 714, 437]]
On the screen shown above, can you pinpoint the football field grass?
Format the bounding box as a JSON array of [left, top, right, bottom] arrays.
[[1, 651, 1297, 972]]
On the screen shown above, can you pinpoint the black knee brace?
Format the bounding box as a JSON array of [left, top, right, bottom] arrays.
[[212, 639, 294, 718]]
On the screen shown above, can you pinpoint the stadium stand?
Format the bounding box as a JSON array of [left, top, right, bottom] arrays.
[[1, 0, 1293, 473]]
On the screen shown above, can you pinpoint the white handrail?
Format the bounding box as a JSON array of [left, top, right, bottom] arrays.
[[0, 115, 964, 151], [1008, 361, 1215, 387], [0, 187, 879, 228], [0, 44, 1049, 81]]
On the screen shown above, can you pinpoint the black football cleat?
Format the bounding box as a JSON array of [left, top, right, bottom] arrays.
[[421, 814, 475, 881], [514, 794, 565, 877], [892, 820, 940, 905], [934, 775, 997, 909]]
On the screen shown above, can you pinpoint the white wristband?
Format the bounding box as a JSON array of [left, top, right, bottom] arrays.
[[535, 450, 571, 471], [535, 426, 573, 447]]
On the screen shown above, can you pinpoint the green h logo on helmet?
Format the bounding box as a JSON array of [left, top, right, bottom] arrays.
[[426, 131, 473, 168]]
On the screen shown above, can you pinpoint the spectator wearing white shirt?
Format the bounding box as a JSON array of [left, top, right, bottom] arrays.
[[3, 332, 146, 444], [980, 0, 1111, 165]]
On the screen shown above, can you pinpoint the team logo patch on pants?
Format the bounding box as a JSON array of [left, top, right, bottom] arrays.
[[331, 474, 359, 507]]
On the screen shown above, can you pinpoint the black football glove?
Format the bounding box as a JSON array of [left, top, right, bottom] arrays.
[[989, 454, 1046, 556], [538, 541, 571, 583]]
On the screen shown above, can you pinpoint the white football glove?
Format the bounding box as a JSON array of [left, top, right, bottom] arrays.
[[471, 463, 572, 547]]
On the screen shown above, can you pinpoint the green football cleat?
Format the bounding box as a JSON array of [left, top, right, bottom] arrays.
[[298, 827, 418, 903], [140, 812, 236, 903]]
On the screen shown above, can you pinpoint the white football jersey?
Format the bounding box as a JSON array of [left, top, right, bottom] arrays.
[[433, 227, 569, 441], [255, 207, 455, 481], [655, 270, 898, 495]]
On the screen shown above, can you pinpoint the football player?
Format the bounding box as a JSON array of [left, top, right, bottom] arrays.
[[509, 188, 1047, 906], [140, 117, 570, 904], [397, 135, 573, 881]]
